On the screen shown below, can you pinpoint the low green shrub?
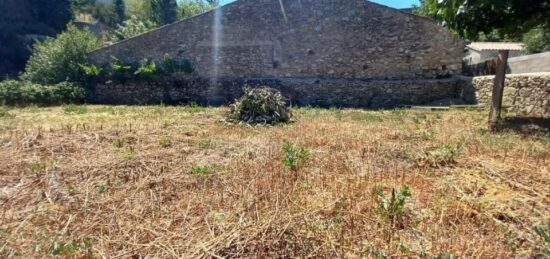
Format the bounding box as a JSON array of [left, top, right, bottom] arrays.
[[0, 80, 86, 106], [415, 143, 463, 168], [282, 142, 310, 170], [183, 102, 204, 114], [21, 24, 101, 85], [80, 64, 103, 77], [0, 106, 13, 118], [117, 147, 135, 160], [134, 59, 160, 79], [373, 186, 411, 227], [159, 135, 172, 147], [63, 104, 88, 115], [189, 165, 214, 175]]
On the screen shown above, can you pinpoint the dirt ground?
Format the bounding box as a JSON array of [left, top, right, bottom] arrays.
[[0, 105, 549, 258]]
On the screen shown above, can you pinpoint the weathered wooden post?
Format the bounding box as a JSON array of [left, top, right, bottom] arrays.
[[488, 49, 509, 131]]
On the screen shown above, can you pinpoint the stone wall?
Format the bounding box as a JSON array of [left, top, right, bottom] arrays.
[[464, 52, 550, 76], [463, 73, 550, 116], [89, 76, 467, 108], [88, 0, 463, 80], [89, 73, 549, 116], [507, 52, 550, 74]]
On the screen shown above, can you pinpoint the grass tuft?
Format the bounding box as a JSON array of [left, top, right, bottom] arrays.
[[282, 142, 310, 170], [189, 165, 214, 175], [63, 104, 87, 115]]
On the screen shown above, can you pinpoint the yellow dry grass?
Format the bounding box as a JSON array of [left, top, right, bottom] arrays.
[[0, 105, 549, 258]]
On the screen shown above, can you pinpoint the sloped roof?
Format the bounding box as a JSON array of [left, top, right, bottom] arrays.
[[467, 42, 524, 51]]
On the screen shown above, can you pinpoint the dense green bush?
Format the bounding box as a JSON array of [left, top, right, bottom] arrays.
[[135, 59, 160, 79], [21, 25, 102, 85], [523, 26, 550, 54], [0, 80, 86, 106]]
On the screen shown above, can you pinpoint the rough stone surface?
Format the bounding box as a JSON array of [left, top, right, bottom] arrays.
[[89, 73, 549, 116], [89, 76, 467, 108], [88, 0, 464, 80], [461, 73, 550, 116]]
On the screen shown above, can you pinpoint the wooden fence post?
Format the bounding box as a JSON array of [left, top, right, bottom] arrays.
[[488, 50, 509, 131]]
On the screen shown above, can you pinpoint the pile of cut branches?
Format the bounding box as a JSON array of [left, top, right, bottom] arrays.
[[227, 87, 292, 125]]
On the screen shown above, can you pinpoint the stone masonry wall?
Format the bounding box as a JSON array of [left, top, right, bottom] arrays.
[[90, 76, 466, 108], [463, 73, 550, 116], [88, 0, 464, 80]]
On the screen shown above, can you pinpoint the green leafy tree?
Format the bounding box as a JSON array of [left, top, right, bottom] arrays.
[[178, 0, 218, 20], [114, 15, 157, 41], [114, 0, 127, 25], [21, 25, 101, 85], [126, 0, 153, 21], [426, 0, 550, 40], [523, 26, 550, 54], [150, 0, 178, 25], [91, 2, 118, 27], [427, 0, 550, 129], [414, 0, 511, 41], [412, 0, 437, 19], [70, 0, 97, 13]]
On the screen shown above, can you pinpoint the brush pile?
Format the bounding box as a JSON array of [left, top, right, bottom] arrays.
[[227, 87, 292, 125]]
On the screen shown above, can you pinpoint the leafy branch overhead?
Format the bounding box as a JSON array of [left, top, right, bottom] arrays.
[[425, 0, 550, 40]]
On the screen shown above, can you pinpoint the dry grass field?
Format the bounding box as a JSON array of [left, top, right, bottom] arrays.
[[0, 105, 549, 258]]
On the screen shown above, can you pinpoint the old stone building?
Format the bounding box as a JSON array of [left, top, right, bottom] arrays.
[[89, 0, 467, 107]]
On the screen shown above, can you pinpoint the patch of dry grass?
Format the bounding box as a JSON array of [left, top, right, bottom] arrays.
[[0, 105, 549, 258]]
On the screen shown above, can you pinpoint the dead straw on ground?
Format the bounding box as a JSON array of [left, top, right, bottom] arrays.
[[0, 105, 549, 258]]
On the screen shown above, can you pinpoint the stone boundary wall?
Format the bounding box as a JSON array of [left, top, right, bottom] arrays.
[[507, 52, 550, 74], [88, 73, 549, 116], [90, 76, 467, 108], [463, 73, 550, 116], [464, 51, 550, 76], [88, 0, 463, 80]]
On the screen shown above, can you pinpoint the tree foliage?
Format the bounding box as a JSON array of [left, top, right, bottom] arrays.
[[426, 0, 550, 40], [523, 26, 550, 54], [114, 0, 127, 25], [91, 2, 118, 28], [150, 0, 178, 25], [114, 15, 157, 41], [412, 0, 436, 19], [70, 0, 97, 13], [126, 0, 154, 21], [178, 0, 218, 20], [21, 25, 101, 85]]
